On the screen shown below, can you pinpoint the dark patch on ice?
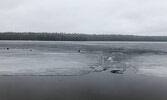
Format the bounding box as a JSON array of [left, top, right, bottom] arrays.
[[110, 70, 123, 74], [103, 68, 107, 71]]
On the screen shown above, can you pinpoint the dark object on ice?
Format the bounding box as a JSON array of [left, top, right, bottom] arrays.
[[110, 70, 123, 74], [103, 68, 107, 71], [30, 50, 32, 51], [78, 50, 80, 52], [7, 48, 9, 50]]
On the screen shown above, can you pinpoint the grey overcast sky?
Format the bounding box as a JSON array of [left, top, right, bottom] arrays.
[[0, 0, 167, 36]]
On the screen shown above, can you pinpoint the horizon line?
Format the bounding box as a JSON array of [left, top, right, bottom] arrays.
[[0, 31, 167, 37]]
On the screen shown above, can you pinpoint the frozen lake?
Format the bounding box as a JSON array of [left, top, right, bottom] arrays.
[[0, 41, 167, 100], [0, 41, 167, 77]]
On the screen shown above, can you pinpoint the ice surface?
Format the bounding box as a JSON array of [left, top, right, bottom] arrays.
[[0, 41, 167, 76], [132, 55, 167, 77], [0, 49, 96, 76]]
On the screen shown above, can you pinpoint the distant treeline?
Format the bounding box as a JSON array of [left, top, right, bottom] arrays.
[[0, 32, 167, 41]]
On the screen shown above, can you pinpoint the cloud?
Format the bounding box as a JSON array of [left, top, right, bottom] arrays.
[[0, 0, 167, 35]]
